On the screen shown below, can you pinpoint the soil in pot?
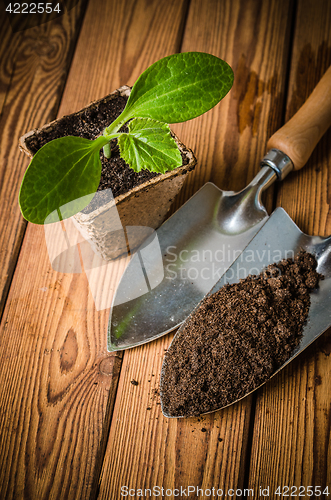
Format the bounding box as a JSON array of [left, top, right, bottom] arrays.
[[160, 250, 323, 418], [21, 88, 196, 261], [23, 93, 190, 214]]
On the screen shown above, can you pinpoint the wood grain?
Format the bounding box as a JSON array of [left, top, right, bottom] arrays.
[[267, 66, 331, 170], [99, 335, 252, 498], [171, 0, 294, 206], [57, 0, 190, 115], [97, 0, 295, 498], [0, 10, 23, 114], [0, 1, 88, 320], [0, 0, 191, 499], [3, 0, 330, 497], [248, 0, 331, 492]]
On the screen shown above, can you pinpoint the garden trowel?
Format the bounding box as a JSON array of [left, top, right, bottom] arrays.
[[160, 207, 331, 417], [108, 65, 331, 351]]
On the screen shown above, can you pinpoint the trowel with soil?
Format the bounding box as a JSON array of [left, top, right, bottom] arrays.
[[108, 66, 331, 352], [160, 211, 331, 417]]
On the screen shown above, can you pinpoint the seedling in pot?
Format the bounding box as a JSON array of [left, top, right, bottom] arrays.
[[19, 52, 233, 225]]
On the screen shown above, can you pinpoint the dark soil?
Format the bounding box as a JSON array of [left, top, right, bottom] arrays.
[[24, 92, 188, 213], [160, 251, 322, 418]]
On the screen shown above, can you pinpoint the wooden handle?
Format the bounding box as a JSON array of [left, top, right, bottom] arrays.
[[267, 66, 331, 170]]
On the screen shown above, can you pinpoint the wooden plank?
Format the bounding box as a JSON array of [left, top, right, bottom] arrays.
[[0, 1, 190, 499], [56, 0, 191, 114], [171, 0, 294, 207], [97, 0, 295, 497], [248, 0, 331, 492], [0, 10, 23, 114], [0, 1, 88, 319]]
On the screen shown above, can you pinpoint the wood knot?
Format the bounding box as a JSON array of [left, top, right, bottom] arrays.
[[99, 357, 115, 376], [60, 328, 78, 372]]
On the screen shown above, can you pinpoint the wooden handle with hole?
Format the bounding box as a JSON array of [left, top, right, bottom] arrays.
[[267, 66, 331, 170]]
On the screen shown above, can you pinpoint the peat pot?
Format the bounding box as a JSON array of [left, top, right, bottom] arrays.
[[19, 86, 197, 260]]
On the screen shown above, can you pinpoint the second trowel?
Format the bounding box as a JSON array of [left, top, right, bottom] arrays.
[[108, 66, 331, 351]]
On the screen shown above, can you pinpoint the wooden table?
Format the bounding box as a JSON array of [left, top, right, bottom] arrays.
[[1, 0, 330, 498]]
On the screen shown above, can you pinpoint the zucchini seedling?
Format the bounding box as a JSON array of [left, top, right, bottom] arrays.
[[19, 52, 233, 224]]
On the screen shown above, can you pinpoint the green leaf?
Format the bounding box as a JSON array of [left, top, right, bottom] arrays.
[[117, 118, 182, 173], [19, 135, 108, 224], [122, 52, 234, 124]]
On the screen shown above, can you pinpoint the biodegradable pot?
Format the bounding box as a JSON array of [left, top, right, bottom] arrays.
[[19, 86, 197, 260]]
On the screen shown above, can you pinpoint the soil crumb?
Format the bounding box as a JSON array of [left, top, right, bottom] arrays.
[[160, 251, 322, 417]]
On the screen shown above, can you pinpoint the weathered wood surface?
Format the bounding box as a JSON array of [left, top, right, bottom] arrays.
[[97, 0, 298, 498], [0, 1, 87, 319], [248, 0, 331, 492], [1, 0, 330, 498], [0, 0, 190, 499]]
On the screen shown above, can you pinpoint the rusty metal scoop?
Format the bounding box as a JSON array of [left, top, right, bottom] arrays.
[[160, 208, 331, 417], [108, 66, 331, 352]]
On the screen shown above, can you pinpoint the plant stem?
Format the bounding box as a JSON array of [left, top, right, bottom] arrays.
[[103, 142, 111, 159], [102, 131, 122, 141], [93, 133, 120, 156], [103, 108, 130, 136], [94, 135, 110, 150]]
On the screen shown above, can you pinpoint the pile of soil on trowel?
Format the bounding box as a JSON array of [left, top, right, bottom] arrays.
[[160, 251, 322, 417]]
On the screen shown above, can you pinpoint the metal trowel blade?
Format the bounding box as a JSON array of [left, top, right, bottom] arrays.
[[108, 181, 271, 351]]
